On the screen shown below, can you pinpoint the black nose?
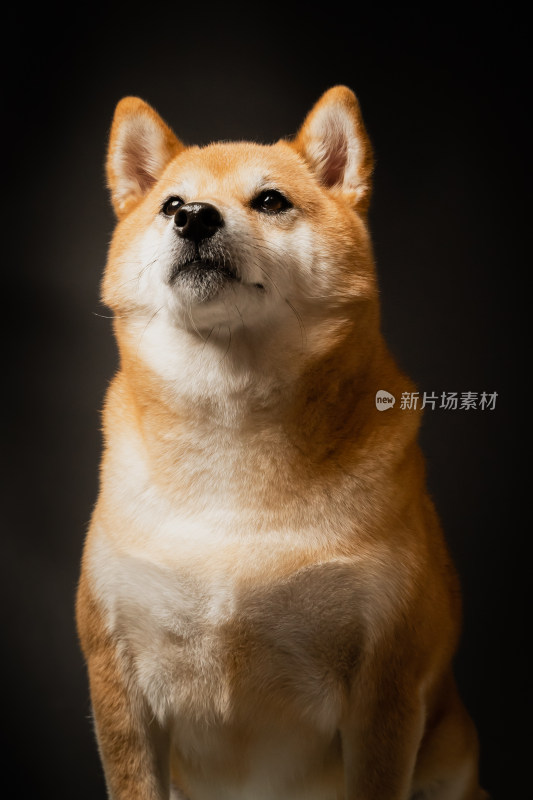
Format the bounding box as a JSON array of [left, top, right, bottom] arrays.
[[174, 202, 224, 242]]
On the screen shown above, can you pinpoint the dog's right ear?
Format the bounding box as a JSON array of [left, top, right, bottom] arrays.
[[292, 86, 373, 212], [106, 97, 183, 218]]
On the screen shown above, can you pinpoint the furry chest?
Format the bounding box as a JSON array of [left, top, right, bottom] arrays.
[[94, 544, 365, 733]]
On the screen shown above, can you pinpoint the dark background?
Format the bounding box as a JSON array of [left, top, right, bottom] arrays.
[[3, 7, 527, 799]]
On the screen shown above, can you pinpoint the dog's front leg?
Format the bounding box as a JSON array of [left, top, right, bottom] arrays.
[[341, 677, 424, 800], [77, 577, 170, 800], [87, 644, 171, 800]]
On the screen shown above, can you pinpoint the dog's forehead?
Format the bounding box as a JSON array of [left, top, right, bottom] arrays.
[[163, 140, 309, 198]]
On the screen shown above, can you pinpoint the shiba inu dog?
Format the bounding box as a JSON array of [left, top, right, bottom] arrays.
[[76, 86, 488, 800]]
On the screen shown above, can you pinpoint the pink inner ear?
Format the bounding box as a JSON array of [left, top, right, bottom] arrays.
[[122, 139, 157, 195], [320, 127, 348, 188]]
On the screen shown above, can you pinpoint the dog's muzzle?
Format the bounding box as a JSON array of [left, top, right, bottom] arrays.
[[167, 203, 238, 290]]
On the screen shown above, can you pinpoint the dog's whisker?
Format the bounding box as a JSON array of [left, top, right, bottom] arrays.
[[136, 305, 164, 360], [220, 324, 232, 363], [185, 295, 208, 340], [201, 326, 215, 353], [285, 297, 307, 352], [233, 304, 246, 333]]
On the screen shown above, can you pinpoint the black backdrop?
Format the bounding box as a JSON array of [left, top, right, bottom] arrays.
[[3, 7, 527, 799]]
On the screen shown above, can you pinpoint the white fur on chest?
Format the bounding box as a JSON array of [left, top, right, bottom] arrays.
[[88, 421, 407, 795], [88, 530, 367, 798], [87, 451, 410, 800], [89, 431, 404, 730], [88, 529, 360, 729], [88, 528, 233, 718]]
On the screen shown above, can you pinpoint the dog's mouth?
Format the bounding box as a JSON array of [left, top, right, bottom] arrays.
[[170, 256, 239, 283], [168, 247, 241, 303]]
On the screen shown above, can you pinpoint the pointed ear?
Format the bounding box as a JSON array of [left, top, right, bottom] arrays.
[[106, 97, 183, 217], [293, 86, 373, 208]]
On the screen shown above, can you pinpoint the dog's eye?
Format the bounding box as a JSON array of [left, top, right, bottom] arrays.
[[162, 196, 185, 216], [252, 190, 292, 214]]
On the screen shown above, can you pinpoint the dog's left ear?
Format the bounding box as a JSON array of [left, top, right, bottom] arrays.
[[106, 97, 184, 218], [293, 86, 373, 210]]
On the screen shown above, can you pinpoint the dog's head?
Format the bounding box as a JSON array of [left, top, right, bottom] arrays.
[[103, 87, 380, 386]]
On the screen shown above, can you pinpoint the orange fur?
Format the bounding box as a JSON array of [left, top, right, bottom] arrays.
[[77, 86, 488, 799]]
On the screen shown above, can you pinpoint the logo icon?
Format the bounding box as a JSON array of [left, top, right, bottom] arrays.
[[375, 390, 395, 410]]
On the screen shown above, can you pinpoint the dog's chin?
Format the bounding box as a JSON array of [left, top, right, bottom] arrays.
[[169, 258, 240, 304]]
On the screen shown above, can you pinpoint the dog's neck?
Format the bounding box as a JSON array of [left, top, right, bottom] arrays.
[[110, 299, 419, 465], [102, 304, 423, 538], [115, 299, 380, 424]]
